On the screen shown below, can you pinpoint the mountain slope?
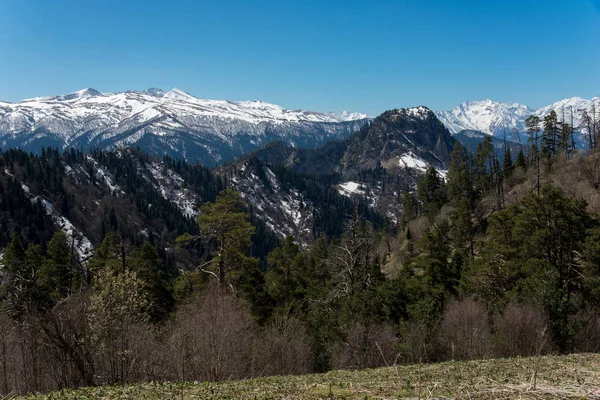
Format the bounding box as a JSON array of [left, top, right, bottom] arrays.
[[251, 106, 456, 222], [254, 106, 455, 176], [0, 146, 388, 262], [0, 88, 369, 166], [341, 106, 454, 174]]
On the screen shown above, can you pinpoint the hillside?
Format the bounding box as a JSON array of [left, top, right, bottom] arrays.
[[16, 353, 600, 399], [250, 106, 455, 220], [0, 147, 387, 260]]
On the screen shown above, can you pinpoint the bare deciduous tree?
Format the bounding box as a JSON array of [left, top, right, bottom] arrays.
[[252, 313, 313, 376], [440, 298, 491, 361], [331, 321, 398, 370], [493, 302, 549, 358], [168, 285, 255, 382]]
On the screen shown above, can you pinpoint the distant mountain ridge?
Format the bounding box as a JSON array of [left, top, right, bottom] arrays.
[[435, 97, 600, 144], [0, 88, 369, 166], [2, 88, 596, 166]]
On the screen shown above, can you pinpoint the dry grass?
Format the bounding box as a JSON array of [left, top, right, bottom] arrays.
[[14, 353, 600, 399], [501, 151, 600, 214]]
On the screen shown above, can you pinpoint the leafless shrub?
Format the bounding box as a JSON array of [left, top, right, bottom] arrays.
[[578, 153, 600, 192], [88, 269, 150, 385], [331, 321, 398, 370], [252, 313, 313, 376], [37, 292, 96, 389], [440, 297, 491, 361], [0, 313, 24, 395], [407, 216, 432, 244], [573, 308, 600, 353], [167, 284, 256, 382], [493, 302, 550, 358]]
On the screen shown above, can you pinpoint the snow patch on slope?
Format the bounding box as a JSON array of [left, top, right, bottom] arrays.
[[144, 162, 198, 218], [398, 152, 429, 172], [16, 182, 94, 261], [229, 163, 313, 244], [338, 181, 365, 197], [40, 199, 94, 261], [85, 155, 124, 195]]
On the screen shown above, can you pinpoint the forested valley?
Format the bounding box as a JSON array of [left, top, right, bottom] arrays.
[[2, 131, 600, 395]]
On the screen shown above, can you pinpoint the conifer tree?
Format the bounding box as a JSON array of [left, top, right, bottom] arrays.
[[1, 235, 35, 316], [580, 108, 595, 150], [265, 235, 306, 309], [473, 136, 498, 200], [542, 110, 559, 157], [38, 231, 73, 301], [447, 142, 476, 257], [503, 144, 514, 178], [525, 115, 541, 194], [417, 167, 447, 219], [514, 149, 527, 171], [401, 189, 418, 222], [195, 189, 257, 289]]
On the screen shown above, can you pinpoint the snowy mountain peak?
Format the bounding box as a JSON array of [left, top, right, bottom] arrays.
[[385, 106, 432, 120], [437, 100, 536, 136], [163, 87, 198, 101], [436, 96, 600, 146], [405, 105, 432, 117], [58, 88, 103, 101]]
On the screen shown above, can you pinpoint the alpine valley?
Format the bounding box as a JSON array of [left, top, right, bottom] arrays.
[[0, 89, 598, 263], [3, 89, 600, 397]]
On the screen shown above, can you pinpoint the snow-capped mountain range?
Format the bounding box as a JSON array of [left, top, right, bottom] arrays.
[[0, 88, 369, 166], [1, 87, 597, 166], [435, 97, 600, 143]]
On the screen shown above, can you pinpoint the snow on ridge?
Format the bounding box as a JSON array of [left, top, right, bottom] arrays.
[[85, 155, 124, 195], [2, 88, 370, 129], [230, 162, 313, 243], [405, 106, 431, 117], [13, 181, 94, 261], [36, 199, 93, 260]]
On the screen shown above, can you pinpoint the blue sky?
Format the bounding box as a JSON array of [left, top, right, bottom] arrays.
[[0, 0, 599, 115]]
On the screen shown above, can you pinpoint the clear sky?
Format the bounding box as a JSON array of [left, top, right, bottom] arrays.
[[0, 0, 599, 115]]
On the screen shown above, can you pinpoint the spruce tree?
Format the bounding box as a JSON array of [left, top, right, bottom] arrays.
[[447, 142, 476, 258], [514, 149, 527, 171], [417, 167, 447, 219], [503, 139, 514, 178], [525, 115, 541, 194], [542, 110, 559, 157]]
